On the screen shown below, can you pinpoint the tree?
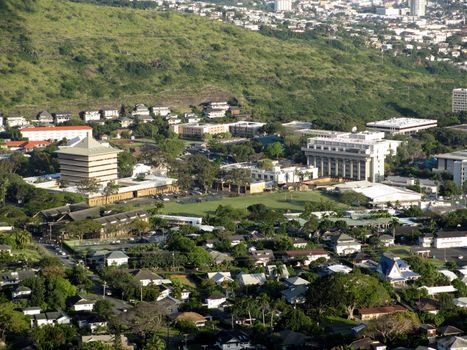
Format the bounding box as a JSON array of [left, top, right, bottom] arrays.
[[130, 219, 150, 237], [94, 299, 114, 320], [279, 307, 315, 333], [187, 246, 211, 268], [77, 178, 100, 194], [31, 324, 77, 350], [366, 311, 420, 342], [159, 138, 185, 159], [187, 154, 219, 193], [118, 151, 137, 178], [67, 264, 92, 291], [0, 302, 29, 340], [120, 303, 168, 338], [265, 142, 283, 159], [226, 168, 251, 194], [14, 229, 31, 248], [440, 180, 461, 197], [143, 334, 166, 350], [102, 180, 119, 204], [0, 177, 9, 206], [306, 271, 391, 319], [64, 220, 102, 241]]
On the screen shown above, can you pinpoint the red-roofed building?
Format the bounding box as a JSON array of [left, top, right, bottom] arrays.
[[20, 126, 92, 141], [3, 140, 51, 151]]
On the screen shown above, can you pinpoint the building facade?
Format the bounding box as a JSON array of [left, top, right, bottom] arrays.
[[56, 137, 121, 184], [452, 88, 467, 113], [302, 131, 401, 182], [410, 0, 426, 16], [21, 126, 92, 141], [453, 160, 467, 187], [435, 150, 467, 174], [170, 123, 230, 139], [366, 117, 437, 135], [274, 0, 292, 12]]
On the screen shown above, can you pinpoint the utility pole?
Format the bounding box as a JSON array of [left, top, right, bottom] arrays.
[[103, 281, 107, 299]]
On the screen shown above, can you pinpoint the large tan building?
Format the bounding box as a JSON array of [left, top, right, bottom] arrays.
[[56, 137, 121, 184], [170, 123, 230, 139]]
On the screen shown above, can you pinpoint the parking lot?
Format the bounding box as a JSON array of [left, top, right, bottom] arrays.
[[430, 247, 467, 264]]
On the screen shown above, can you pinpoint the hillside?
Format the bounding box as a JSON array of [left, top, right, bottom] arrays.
[[0, 0, 465, 128]]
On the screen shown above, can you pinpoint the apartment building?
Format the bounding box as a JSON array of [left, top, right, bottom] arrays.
[[56, 137, 121, 184], [81, 111, 101, 123], [452, 88, 467, 113], [302, 131, 401, 182], [433, 231, 467, 249], [409, 0, 426, 16], [170, 123, 230, 139], [21, 126, 93, 141], [366, 117, 437, 135], [274, 0, 292, 12], [229, 122, 265, 137]]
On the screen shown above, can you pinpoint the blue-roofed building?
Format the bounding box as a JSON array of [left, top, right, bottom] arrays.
[[377, 254, 419, 286]]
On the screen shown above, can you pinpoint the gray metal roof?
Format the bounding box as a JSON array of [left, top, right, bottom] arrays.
[[56, 137, 121, 157]]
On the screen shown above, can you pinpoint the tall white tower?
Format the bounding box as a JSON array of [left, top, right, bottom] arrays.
[[274, 0, 292, 12], [409, 0, 426, 17]]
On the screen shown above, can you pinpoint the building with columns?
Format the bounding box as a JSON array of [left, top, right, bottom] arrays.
[[302, 131, 401, 183]]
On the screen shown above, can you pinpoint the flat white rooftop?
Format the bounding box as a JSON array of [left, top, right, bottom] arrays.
[[366, 117, 437, 129]]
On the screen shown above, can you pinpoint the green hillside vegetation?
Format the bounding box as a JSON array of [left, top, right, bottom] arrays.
[[0, 0, 465, 128]]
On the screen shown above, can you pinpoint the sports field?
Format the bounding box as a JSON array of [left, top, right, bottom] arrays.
[[161, 191, 339, 216]]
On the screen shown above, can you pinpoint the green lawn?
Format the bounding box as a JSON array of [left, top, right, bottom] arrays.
[[161, 191, 339, 216]]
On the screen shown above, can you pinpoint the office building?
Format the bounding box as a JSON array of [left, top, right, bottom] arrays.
[[56, 137, 121, 184], [302, 131, 401, 182], [434, 150, 467, 174], [274, 0, 292, 12], [229, 122, 265, 138], [366, 117, 437, 135], [21, 126, 93, 141], [454, 160, 467, 187], [409, 0, 426, 16], [452, 88, 467, 113], [170, 123, 230, 139]]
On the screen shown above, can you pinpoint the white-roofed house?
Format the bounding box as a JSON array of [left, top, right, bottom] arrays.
[[237, 272, 267, 286], [207, 272, 234, 285]]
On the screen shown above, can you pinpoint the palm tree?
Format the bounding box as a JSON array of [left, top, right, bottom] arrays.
[[389, 218, 399, 239], [15, 230, 31, 248]]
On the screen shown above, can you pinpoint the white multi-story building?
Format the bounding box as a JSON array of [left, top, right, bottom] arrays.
[[6, 116, 29, 128], [274, 0, 292, 12], [409, 0, 426, 16], [82, 111, 101, 123], [302, 131, 401, 182], [454, 160, 467, 187], [250, 162, 318, 184], [452, 88, 467, 113], [21, 126, 93, 141], [53, 113, 72, 125], [366, 117, 437, 135], [152, 106, 171, 117], [433, 231, 467, 249], [170, 123, 230, 139], [100, 109, 119, 119]]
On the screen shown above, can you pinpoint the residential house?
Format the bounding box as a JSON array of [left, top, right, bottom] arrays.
[[131, 104, 150, 117], [100, 109, 119, 119], [80, 334, 135, 350], [325, 264, 353, 274], [6, 116, 28, 128], [227, 235, 245, 246], [37, 111, 54, 124], [175, 312, 206, 327], [23, 307, 41, 316], [419, 233, 434, 248], [249, 249, 273, 266], [292, 238, 308, 249], [205, 293, 227, 309], [4, 140, 51, 152], [215, 330, 251, 350], [357, 305, 406, 321], [31, 311, 71, 328], [453, 297, 467, 308], [284, 276, 310, 287], [379, 234, 395, 247], [439, 325, 464, 337], [283, 249, 329, 266], [105, 251, 129, 266], [333, 233, 362, 256], [81, 111, 101, 123], [349, 337, 387, 350], [118, 117, 133, 128], [237, 272, 267, 286], [135, 114, 153, 124], [282, 285, 308, 304], [131, 269, 166, 286], [209, 250, 234, 265], [53, 112, 72, 125], [152, 106, 170, 117], [70, 295, 95, 312], [415, 298, 440, 314], [77, 314, 108, 333], [437, 336, 467, 350], [274, 330, 312, 350], [12, 286, 32, 299], [0, 270, 35, 287], [377, 254, 420, 286], [207, 272, 233, 285]]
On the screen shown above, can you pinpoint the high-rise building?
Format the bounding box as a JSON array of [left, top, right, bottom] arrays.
[[56, 137, 121, 185], [409, 0, 426, 17], [302, 131, 401, 183], [452, 88, 467, 113], [453, 160, 467, 188], [274, 0, 292, 12]]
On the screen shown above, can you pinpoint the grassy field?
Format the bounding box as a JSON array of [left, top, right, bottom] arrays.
[[161, 191, 339, 216], [0, 0, 465, 128]]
